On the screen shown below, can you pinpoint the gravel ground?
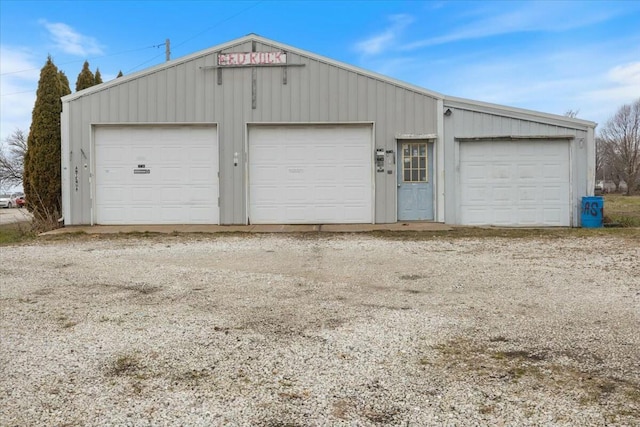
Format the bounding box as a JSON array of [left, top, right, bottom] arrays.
[[1, 233, 639, 426]]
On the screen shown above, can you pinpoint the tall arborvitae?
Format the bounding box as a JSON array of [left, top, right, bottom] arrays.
[[23, 56, 71, 222], [75, 60, 95, 91], [116, 70, 123, 78], [59, 71, 71, 96], [94, 68, 103, 84]]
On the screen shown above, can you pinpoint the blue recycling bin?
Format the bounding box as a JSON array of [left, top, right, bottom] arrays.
[[581, 196, 604, 228]]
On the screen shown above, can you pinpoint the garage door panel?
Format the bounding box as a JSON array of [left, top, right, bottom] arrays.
[[462, 184, 488, 202], [189, 167, 214, 183], [343, 165, 369, 182], [160, 168, 182, 183], [543, 164, 564, 179], [100, 207, 124, 222], [188, 187, 216, 203], [249, 125, 373, 224], [98, 146, 125, 162], [286, 186, 312, 203], [252, 166, 280, 182], [313, 186, 337, 202], [343, 185, 369, 202], [517, 165, 537, 179], [100, 187, 126, 202], [189, 209, 217, 223], [493, 186, 513, 203], [131, 207, 154, 222], [285, 146, 307, 161], [459, 140, 570, 226], [543, 186, 564, 201], [131, 186, 153, 201], [494, 207, 515, 224], [95, 125, 218, 225], [159, 186, 183, 201], [517, 187, 537, 202], [517, 208, 538, 224], [490, 165, 511, 180]]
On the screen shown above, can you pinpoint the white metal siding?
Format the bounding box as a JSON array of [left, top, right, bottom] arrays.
[[62, 38, 438, 225], [94, 125, 219, 224], [459, 140, 571, 226], [248, 125, 373, 224]]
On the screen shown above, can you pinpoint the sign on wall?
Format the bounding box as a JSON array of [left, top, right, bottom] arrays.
[[218, 52, 287, 66]]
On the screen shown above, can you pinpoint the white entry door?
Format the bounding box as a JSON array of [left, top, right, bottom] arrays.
[[459, 140, 571, 226], [248, 125, 373, 224], [94, 125, 219, 224]]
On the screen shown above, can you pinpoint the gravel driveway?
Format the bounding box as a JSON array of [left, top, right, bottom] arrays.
[[1, 233, 639, 426]]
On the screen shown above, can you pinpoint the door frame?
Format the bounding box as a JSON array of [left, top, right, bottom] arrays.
[[245, 122, 376, 225], [454, 137, 574, 226], [395, 136, 437, 222], [91, 122, 220, 225]]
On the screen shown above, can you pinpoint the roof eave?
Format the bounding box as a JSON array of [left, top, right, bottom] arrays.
[[444, 95, 597, 130], [62, 34, 445, 103], [62, 34, 259, 102]]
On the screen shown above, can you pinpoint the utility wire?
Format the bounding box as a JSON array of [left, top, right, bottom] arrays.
[[0, 44, 159, 77], [126, 0, 264, 73], [173, 0, 264, 51], [2, 0, 265, 97], [1, 90, 34, 97]]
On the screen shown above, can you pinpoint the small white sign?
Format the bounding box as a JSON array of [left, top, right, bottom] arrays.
[[218, 52, 287, 66]]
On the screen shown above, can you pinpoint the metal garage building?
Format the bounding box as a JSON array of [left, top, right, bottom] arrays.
[[61, 34, 596, 227]]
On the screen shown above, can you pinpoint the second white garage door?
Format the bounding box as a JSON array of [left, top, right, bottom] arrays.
[[459, 140, 571, 226], [249, 125, 373, 224], [94, 125, 219, 225]]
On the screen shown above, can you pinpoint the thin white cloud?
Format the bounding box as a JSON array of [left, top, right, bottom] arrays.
[[40, 20, 104, 56], [403, 2, 627, 50], [607, 62, 640, 86], [0, 46, 39, 140], [581, 61, 640, 123], [403, 34, 640, 126], [354, 14, 413, 55]]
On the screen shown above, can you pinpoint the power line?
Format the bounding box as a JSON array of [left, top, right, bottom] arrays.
[[126, 0, 264, 73], [0, 44, 159, 77], [0, 90, 34, 97], [173, 0, 264, 51], [3, 0, 265, 86]]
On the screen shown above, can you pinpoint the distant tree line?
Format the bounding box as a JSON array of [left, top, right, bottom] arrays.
[[596, 98, 640, 195]]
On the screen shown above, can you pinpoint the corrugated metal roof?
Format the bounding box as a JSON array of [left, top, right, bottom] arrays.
[[444, 95, 597, 130], [62, 34, 597, 131], [62, 34, 444, 103]]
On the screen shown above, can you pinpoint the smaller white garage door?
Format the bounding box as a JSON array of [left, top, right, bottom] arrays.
[[249, 125, 373, 224], [459, 140, 571, 226], [95, 125, 219, 225]]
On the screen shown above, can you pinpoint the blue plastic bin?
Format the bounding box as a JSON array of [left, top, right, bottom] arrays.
[[581, 196, 604, 228]]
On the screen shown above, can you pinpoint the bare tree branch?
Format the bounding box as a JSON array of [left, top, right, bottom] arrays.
[[0, 128, 28, 188], [597, 98, 640, 195]]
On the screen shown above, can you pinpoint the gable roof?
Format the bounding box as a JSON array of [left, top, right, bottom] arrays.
[[62, 33, 444, 103], [62, 33, 596, 130]]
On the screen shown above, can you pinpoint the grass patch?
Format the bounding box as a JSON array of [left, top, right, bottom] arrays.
[[604, 194, 640, 227], [371, 226, 640, 241], [0, 222, 35, 245], [427, 337, 640, 419], [107, 354, 143, 376]]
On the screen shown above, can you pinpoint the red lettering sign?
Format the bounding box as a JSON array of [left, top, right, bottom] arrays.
[[218, 52, 287, 66]]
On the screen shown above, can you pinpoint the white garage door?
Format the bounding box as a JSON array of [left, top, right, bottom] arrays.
[[249, 125, 373, 224], [94, 125, 219, 225], [459, 140, 571, 226]]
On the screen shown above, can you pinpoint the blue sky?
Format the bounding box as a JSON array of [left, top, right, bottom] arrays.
[[1, 0, 639, 144]]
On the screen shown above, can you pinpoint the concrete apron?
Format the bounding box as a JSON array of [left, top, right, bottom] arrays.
[[42, 222, 452, 235]]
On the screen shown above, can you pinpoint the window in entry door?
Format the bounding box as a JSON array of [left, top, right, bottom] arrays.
[[402, 142, 428, 182]]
